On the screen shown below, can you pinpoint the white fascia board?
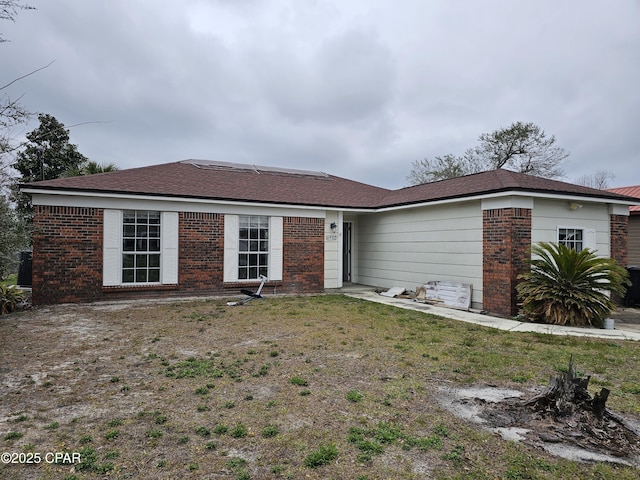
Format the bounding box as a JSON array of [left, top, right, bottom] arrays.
[[519, 191, 640, 207], [481, 196, 534, 210], [372, 190, 639, 213], [24, 190, 325, 218], [373, 193, 503, 213], [23, 187, 639, 216], [609, 204, 631, 216]]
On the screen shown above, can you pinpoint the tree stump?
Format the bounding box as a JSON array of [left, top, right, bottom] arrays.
[[524, 355, 609, 417], [517, 355, 640, 459]]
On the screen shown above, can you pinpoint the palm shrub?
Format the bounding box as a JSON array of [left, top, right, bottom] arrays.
[[0, 285, 26, 315], [516, 242, 630, 328]]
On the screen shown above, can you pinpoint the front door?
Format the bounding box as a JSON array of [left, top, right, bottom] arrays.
[[342, 222, 352, 282]]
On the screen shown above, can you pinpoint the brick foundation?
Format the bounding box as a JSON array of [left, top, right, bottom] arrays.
[[482, 207, 532, 317]]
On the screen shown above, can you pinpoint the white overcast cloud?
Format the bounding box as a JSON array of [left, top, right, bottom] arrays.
[[3, 0, 639, 188]]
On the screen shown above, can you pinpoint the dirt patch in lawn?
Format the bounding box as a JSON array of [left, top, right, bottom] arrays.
[[437, 385, 640, 468], [1, 295, 639, 479]]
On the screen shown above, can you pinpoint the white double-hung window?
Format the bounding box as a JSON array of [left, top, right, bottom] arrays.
[[238, 215, 269, 280], [103, 209, 178, 286], [224, 214, 282, 282], [122, 210, 161, 283]]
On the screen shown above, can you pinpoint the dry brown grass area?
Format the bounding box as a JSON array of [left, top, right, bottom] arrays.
[[1, 295, 639, 479]]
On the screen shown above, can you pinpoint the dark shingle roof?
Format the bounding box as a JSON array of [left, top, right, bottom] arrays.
[[22, 160, 391, 209], [22, 160, 637, 209], [377, 169, 636, 207]]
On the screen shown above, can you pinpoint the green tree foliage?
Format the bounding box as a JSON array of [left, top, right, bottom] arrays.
[[12, 113, 89, 216], [516, 242, 630, 328], [407, 121, 570, 185], [14, 113, 88, 181], [64, 160, 119, 177]]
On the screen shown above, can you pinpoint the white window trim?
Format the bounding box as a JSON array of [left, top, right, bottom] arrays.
[[103, 209, 179, 286], [224, 214, 283, 282], [556, 226, 596, 251]]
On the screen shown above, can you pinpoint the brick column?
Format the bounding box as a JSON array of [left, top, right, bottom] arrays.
[[482, 207, 532, 317], [610, 214, 628, 305], [610, 214, 628, 268]]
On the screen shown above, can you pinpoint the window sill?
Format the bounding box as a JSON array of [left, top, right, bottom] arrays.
[[102, 284, 179, 293]]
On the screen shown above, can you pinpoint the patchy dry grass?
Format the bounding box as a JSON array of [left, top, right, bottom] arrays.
[[1, 294, 639, 479]]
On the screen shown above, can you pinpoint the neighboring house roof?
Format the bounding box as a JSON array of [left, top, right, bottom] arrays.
[[21, 159, 639, 210], [607, 186, 640, 213]]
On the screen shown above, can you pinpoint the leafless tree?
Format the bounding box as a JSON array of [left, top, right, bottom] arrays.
[[574, 170, 615, 190]]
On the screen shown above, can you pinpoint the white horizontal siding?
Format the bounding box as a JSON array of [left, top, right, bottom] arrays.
[[324, 210, 341, 289], [531, 199, 610, 257], [357, 201, 483, 306]]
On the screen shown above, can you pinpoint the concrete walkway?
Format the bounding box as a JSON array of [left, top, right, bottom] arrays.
[[345, 291, 640, 342]]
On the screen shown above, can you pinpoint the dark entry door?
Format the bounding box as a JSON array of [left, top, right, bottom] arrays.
[[342, 222, 352, 282]]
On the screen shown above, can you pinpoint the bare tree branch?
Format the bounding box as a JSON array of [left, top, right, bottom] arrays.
[[407, 122, 570, 185], [1, 1, 35, 43], [66, 119, 114, 128], [0, 60, 54, 90], [574, 170, 615, 190]]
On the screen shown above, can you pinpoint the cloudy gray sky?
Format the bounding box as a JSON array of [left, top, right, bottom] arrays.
[[3, 0, 639, 189]]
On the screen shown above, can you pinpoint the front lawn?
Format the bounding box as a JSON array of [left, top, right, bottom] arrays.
[[1, 295, 638, 479]]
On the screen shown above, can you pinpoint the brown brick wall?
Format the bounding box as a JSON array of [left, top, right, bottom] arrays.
[[282, 216, 325, 293], [610, 214, 628, 268], [31, 208, 325, 304], [32, 205, 103, 304], [610, 214, 629, 305], [482, 207, 532, 317], [179, 212, 224, 293]]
